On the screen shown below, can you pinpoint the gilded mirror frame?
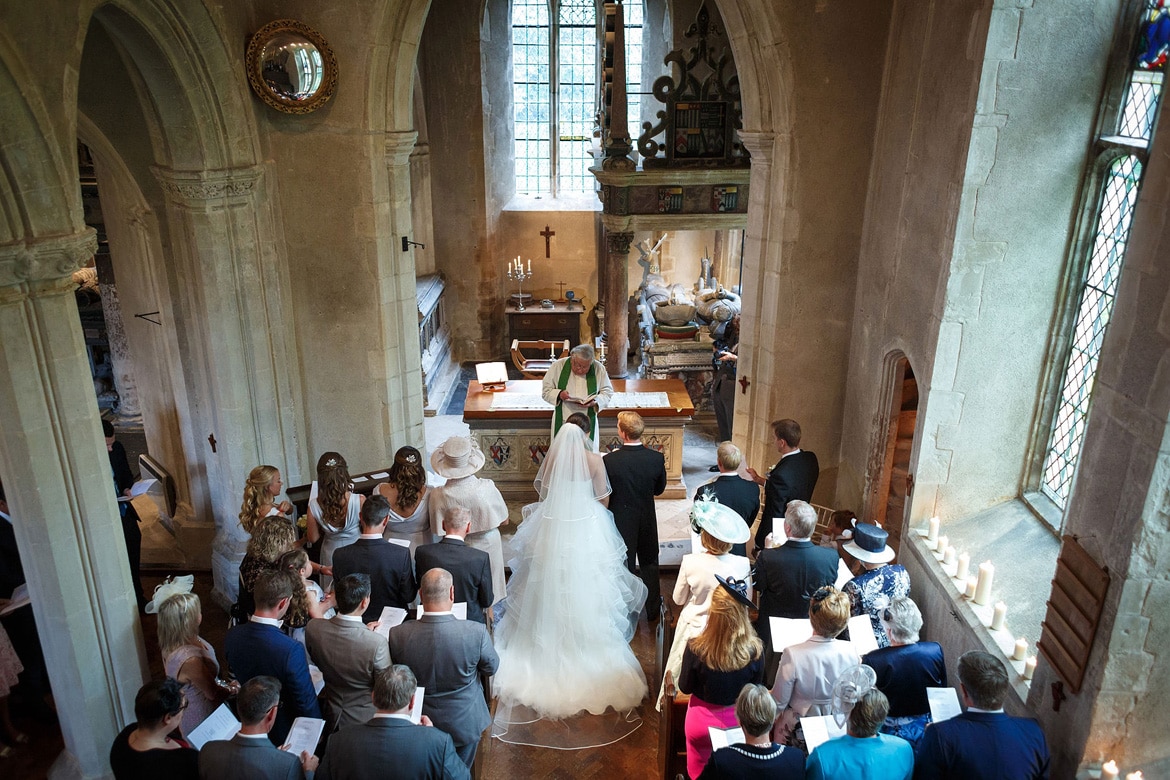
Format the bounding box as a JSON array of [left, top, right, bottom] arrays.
[[246, 19, 338, 115]]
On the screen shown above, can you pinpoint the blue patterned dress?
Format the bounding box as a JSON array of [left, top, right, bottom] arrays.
[[843, 564, 910, 649]]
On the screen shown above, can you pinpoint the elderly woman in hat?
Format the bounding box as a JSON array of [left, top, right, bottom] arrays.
[[659, 498, 751, 709], [842, 523, 910, 649], [428, 436, 509, 606]]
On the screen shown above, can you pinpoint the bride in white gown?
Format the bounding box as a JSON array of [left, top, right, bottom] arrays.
[[494, 421, 649, 724]]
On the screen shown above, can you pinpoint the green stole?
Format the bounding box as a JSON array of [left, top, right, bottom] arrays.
[[553, 358, 598, 442]]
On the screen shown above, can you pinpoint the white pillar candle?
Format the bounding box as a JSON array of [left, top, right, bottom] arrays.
[[1126, 771, 1144, 780], [964, 578, 978, 599], [974, 561, 995, 605], [1023, 656, 1037, 681], [528, 258, 531, 273], [935, 534, 949, 554], [1101, 761, 1119, 780], [955, 551, 970, 581], [943, 546, 957, 566], [926, 516, 940, 545], [990, 601, 1007, 631], [1012, 638, 1028, 661]]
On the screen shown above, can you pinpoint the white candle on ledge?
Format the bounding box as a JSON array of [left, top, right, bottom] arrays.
[[1126, 771, 1144, 780], [1012, 637, 1028, 661], [926, 516, 940, 546], [527, 258, 531, 273], [990, 601, 1007, 631], [955, 551, 970, 581], [1101, 761, 1119, 780], [935, 534, 949, 554], [943, 546, 957, 566], [974, 561, 995, 605], [1023, 656, 1037, 681], [964, 578, 978, 599]]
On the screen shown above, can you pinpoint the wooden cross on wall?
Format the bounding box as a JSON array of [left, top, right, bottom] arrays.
[[540, 225, 555, 258]]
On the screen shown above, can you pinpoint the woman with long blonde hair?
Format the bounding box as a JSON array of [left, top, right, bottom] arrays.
[[678, 579, 764, 779], [236, 517, 298, 618], [306, 451, 364, 589], [373, 446, 433, 555], [158, 592, 235, 737], [238, 465, 295, 534]]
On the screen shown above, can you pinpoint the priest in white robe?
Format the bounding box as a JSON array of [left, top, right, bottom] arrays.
[[541, 343, 614, 451]]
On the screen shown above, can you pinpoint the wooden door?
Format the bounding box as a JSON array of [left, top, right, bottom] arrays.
[[872, 359, 918, 551]]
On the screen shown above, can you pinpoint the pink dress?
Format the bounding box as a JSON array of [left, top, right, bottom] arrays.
[[0, 623, 23, 697], [163, 637, 221, 737]]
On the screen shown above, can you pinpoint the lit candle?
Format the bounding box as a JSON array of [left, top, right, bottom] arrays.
[[935, 534, 948, 554], [955, 551, 970, 581], [964, 578, 978, 599], [1126, 771, 1144, 780], [528, 258, 531, 273], [1101, 761, 1119, 780], [1023, 656, 1037, 681], [943, 546, 957, 566], [974, 561, 995, 605], [926, 516, 940, 546], [990, 601, 1007, 631], [1012, 638, 1028, 661]]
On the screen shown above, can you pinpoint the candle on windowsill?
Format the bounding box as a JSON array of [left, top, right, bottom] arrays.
[[964, 578, 978, 599], [1101, 761, 1119, 780], [990, 601, 1007, 631], [1012, 638, 1028, 661], [1126, 771, 1144, 780], [935, 534, 949, 555], [926, 516, 940, 546], [974, 561, 994, 605], [943, 546, 957, 566], [955, 551, 970, 581], [1023, 656, 1037, 681]]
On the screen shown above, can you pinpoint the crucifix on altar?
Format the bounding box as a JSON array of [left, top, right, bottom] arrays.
[[539, 225, 555, 258]]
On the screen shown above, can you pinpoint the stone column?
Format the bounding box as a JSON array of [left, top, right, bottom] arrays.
[[0, 230, 148, 780], [94, 255, 143, 426], [153, 165, 301, 608], [381, 131, 427, 450], [602, 230, 634, 378]]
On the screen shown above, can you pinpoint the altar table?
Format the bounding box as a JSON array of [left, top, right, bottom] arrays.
[[463, 378, 695, 500]]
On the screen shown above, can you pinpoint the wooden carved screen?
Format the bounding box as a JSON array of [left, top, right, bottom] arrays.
[[1038, 535, 1110, 693]]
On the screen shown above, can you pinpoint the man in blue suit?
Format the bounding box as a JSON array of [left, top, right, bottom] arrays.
[[225, 569, 322, 745], [914, 650, 1050, 779], [317, 665, 468, 780]]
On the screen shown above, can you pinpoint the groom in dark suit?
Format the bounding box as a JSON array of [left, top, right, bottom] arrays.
[[604, 411, 667, 619], [747, 418, 819, 553]]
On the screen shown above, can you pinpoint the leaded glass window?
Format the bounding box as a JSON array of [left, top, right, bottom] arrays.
[[1040, 1, 1165, 509], [511, 0, 644, 197]]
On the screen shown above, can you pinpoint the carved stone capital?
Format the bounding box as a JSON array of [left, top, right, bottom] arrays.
[[606, 231, 635, 255], [152, 166, 264, 203], [736, 131, 776, 164], [385, 131, 420, 168], [0, 229, 98, 289]]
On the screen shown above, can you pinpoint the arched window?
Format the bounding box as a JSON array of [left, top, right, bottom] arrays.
[[512, 0, 644, 197], [1040, 1, 1166, 511]]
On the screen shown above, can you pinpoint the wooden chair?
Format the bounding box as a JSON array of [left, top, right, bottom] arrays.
[[510, 338, 569, 379], [811, 502, 836, 545]]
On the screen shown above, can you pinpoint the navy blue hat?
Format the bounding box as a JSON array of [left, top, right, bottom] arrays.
[[843, 523, 895, 564]]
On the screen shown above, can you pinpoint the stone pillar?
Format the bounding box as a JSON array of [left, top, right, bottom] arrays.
[[409, 141, 437, 276], [602, 230, 634, 378], [382, 131, 427, 450], [0, 230, 148, 780], [152, 165, 301, 608], [94, 255, 142, 426], [734, 130, 782, 466]]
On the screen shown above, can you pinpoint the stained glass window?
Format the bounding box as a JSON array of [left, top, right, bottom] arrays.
[[1040, 1, 1165, 509], [511, 1, 644, 196]]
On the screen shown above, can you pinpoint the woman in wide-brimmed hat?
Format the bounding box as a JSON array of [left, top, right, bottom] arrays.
[[659, 498, 752, 710], [842, 523, 910, 650], [428, 436, 509, 605]]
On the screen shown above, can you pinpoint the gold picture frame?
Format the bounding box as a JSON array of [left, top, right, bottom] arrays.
[[246, 19, 338, 115]]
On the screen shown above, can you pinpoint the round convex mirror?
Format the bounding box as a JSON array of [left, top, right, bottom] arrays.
[[247, 20, 338, 114]]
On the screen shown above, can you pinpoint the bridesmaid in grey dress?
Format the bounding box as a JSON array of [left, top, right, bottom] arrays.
[[375, 446, 436, 559]]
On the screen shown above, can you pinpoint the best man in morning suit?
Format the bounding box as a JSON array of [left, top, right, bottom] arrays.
[[603, 411, 668, 615], [388, 568, 499, 769], [414, 507, 494, 624], [747, 418, 819, 552], [694, 442, 759, 557], [914, 651, 1050, 780], [331, 495, 417, 624]]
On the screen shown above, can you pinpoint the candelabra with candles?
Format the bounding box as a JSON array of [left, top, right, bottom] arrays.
[[507, 256, 532, 310]]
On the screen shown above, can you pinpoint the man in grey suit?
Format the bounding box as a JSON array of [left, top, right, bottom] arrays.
[[199, 676, 318, 780], [414, 508, 494, 624], [305, 573, 391, 732], [317, 665, 469, 780], [388, 568, 499, 770]]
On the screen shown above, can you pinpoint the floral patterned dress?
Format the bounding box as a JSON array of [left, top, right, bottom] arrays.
[[843, 563, 910, 649]]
